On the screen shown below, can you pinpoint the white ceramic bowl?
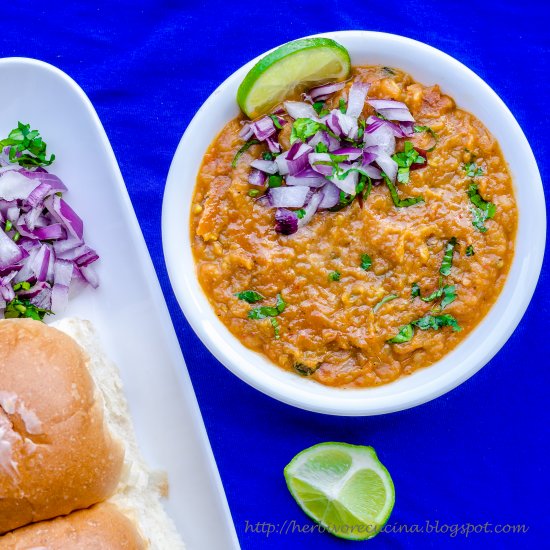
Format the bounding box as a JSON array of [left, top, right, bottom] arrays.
[[162, 31, 545, 416]]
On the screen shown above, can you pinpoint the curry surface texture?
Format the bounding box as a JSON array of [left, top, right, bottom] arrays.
[[190, 66, 517, 388]]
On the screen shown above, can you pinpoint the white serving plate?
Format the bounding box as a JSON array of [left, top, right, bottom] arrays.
[[0, 58, 239, 550], [163, 31, 546, 416]]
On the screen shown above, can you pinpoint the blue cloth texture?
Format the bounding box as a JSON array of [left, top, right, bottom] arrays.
[[3, 2, 549, 548]]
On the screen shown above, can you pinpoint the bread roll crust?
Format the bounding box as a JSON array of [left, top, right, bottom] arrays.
[[0, 319, 124, 534], [0, 502, 146, 549]]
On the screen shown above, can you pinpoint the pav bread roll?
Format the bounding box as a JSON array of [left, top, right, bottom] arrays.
[[0, 502, 146, 549], [0, 318, 185, 549], [0, 319, 124, 534]]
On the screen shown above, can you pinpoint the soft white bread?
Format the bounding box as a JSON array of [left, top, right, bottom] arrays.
[[51, 318, 185, 550], [0, 319, 124, 534], [0, 502, 147, 549]]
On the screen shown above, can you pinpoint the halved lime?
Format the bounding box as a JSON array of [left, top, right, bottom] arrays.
[[237, 38, 351, 119], [284, 442, 395, 541]]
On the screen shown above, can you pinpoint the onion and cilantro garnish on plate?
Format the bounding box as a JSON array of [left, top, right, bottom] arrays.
[[0, 122, 99, 320], [233, 79, 433, 235]]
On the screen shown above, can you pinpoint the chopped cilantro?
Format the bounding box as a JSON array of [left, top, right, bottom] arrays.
[[440, 237, 457, 276], [373, 294, 398, 313], [4, 298, 52, 321], [312, 101, 325, 115], [268, 114, 283, 129], [357, 118, 366, 140], [392, 141, 426, 184], [262, 151, 274, 160], [296, 208, 306, 219], [248, 189, 260, 198], [387, 314, 461, 344], [412, 281, 456, 310], [383, 66, 395, 75], [383, 173, 424, 208], [270, 317, 280, 339], [276, 293, 286, 313], [4, 220, 12, 232], [248, 306, 279, 320], [387, 324, 414, 344], [0, 122, 55, 167], [339, 98, 347, 114], [468, 184, 496, 232], [413, 125, 438, 151], [232, 139, 260, 168], [328, 271, 341, 282], [290, 118, 323, 144], [268, 174, 283, 188], [235, 290, 264, 304], [466, 245, 475, 256], [248, 293, 285, 319], [360, 254, 372, 271], [315, 142, 328, 153], [463, 161, 483, 178]]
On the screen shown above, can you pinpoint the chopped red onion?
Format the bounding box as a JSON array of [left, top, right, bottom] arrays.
[[284, 101, 319, 121], [298, 191, 323, 228], [248, 169, 267, 186], [346, 81, 370, 118], [250, 159, 278, 174], [275, 208, 298, 235], [286, 169, 328, 188], [329, 170, 358, 195], [304, 81, 346, 102], [268, 186, 309, 208], [318, 183, 341, 209], [367, 99, 415, 122]]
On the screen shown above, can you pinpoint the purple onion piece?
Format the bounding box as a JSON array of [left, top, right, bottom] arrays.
[[275, 208, 298, 235]]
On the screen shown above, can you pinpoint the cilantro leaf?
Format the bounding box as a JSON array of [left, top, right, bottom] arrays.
[[361, 254, 372, 271], [312, 101, 325, 115], [315, 142, 328, 153], [0, 122, 55, 167], [270, 317, 280, 339], [413, 125, 438, 151], [392, 141, 426, 184], [268, 114, 283, 129], [4, 298, 52, 321], [383, 173, 424, 208], [296, 208, 306, 219], [440, 237, 457, 276], [387, 324, 414, 344], [235, 290, 264, 304], [466, 245, 475, 257], [412, 282, 457, 310], [339, 98, 347, 114], [232, 139, 260, 168], [468, 184, 496, 233], [248, 306, 279, 319], [328, 271, 341, 282], [276, 293, 286, 313], [387, 313, 461, 344], [463, 161, 483, 178], [373, 294, 398, 313], [290, 118, 323, 144]]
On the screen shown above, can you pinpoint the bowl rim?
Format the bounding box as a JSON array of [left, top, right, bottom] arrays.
[[162, 30, 546, 416]]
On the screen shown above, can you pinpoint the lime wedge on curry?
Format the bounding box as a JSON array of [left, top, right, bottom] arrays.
[[237, 38, 351, 119], [284, 442, 395, 541]]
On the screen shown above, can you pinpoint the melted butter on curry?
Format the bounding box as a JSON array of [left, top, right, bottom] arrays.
[[191, 65, 517, 388]]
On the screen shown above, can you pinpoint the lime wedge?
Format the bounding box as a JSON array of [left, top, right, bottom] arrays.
[[237, 38, 351, 119], [284, 442, 395, 541]]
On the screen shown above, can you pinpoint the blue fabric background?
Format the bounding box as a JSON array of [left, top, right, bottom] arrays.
[[4, 2, 549, 548]]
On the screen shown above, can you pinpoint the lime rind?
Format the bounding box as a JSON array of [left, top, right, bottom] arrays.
[[284, 442, 395, 541], [237, 38, 351, 119]]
